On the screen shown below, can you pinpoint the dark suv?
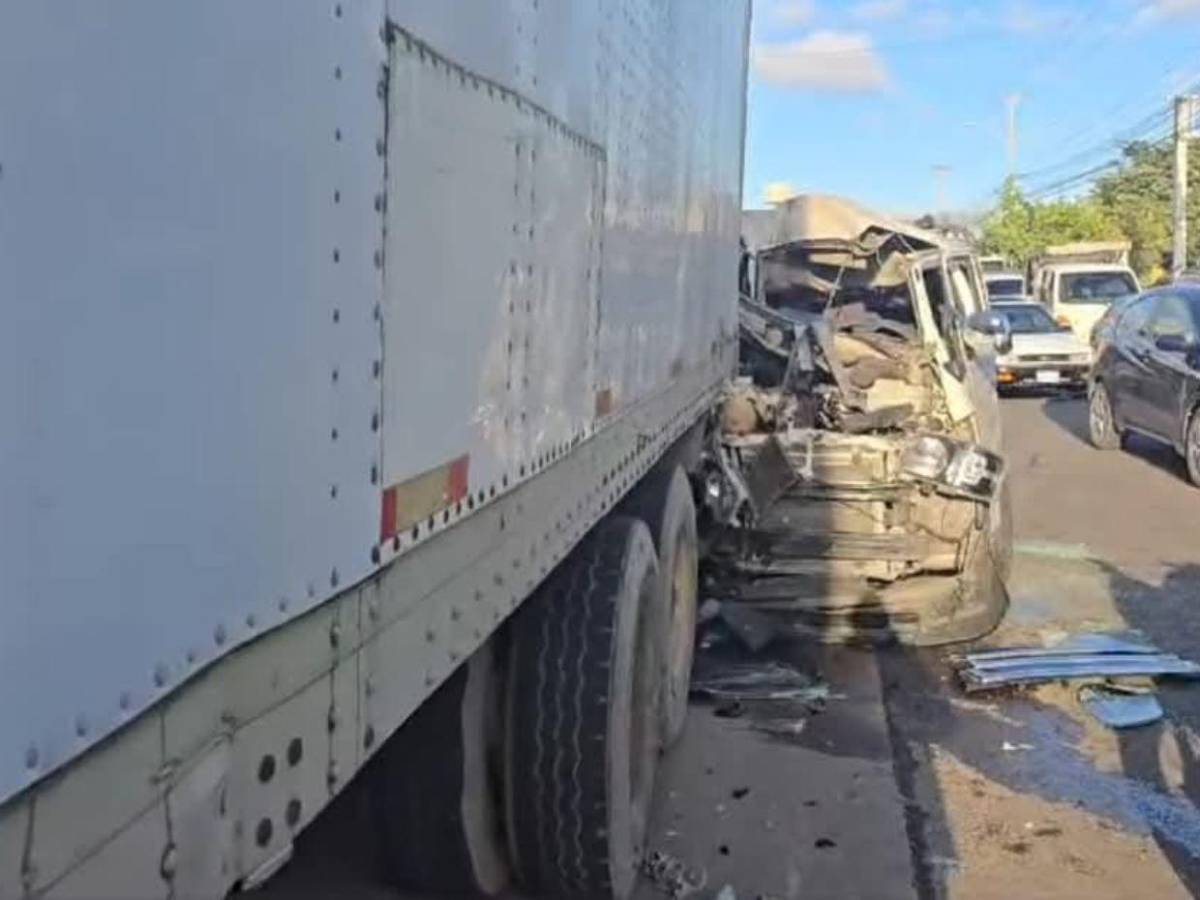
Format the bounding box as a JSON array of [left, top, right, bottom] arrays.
[[1089, 285, 1200, 485]]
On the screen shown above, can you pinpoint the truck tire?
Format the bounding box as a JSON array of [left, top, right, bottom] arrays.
[[620, 465, 699, 746], [372, 644, 509, 895], [504, 516, 665, 900]]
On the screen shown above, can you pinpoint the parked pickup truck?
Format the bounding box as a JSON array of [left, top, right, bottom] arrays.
[[725, 196, 1013, 646], [1030, 241, 1141, 341], [0, 5, 750, 899]]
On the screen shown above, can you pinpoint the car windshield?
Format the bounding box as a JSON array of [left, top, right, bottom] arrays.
[[998, 304, 1058, 334], [1061, 271, 1137, 304], [987, 277, 1024, 297]]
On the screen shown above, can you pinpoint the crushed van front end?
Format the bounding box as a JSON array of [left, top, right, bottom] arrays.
[[712, 427, 1009, 645], [722, 197, 1011, 645]]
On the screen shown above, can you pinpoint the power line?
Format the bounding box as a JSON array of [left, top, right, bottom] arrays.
[[1017, 104, 1173, 181], [1024, 130, 1176, 201]]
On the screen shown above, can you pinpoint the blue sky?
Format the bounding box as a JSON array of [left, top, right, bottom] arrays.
[[745, 0, 1200, 214]]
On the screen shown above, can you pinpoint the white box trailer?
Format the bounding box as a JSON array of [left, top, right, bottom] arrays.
[[0, 4, 750, 897]]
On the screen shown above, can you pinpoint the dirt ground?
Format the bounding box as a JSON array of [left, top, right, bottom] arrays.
[[879, 395, 1200, 900], [267, 394, 1200, 900]]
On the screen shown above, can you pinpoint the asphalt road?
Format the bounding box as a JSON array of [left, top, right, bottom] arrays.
[[267, 394, 1200, 900]]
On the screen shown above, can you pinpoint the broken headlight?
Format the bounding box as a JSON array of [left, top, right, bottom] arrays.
[[900, 435, 1004, 500]]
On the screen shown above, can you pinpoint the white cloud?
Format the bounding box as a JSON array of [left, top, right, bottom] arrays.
[[851, 0, 908, 22], [1136, 0, 1200, 22], [753, 31, 890, 93], [775, 0, 817, 25]]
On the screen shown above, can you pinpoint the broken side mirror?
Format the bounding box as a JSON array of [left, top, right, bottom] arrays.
[[967, 310, 1012, 355]]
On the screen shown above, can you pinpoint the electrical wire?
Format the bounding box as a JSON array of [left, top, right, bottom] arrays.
[[1023, 129, 1175, 201]]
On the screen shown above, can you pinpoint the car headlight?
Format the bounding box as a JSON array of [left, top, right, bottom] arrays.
[[900, 435, 952, 480], [901, 435, 1004, 500]]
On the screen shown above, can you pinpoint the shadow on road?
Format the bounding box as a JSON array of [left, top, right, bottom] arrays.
[[1101, 561, 1200, 896], [1037, 396, 1191, 481], [1033, 394, 1092, 447]]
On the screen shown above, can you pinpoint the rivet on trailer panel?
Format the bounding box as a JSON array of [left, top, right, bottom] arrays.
[[153, 664, 169, 688], [256, 818, 273, 848], [160, 842, 178, 879], [327, 709, 339, 733], [329, 622, 341, 649], [214, 623, 227, 646]]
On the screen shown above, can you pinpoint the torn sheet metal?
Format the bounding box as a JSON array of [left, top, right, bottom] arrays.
[[958, 647, 1200, 692], [741, 435, 798, 515], [960, 634, 1159, 663], [965, 653, 1180, 673], [690, 661, 828, 704], [1078, 685, 1165, 729]]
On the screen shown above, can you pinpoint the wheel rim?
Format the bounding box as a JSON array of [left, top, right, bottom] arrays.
[[628, 572, 660, 854], [1090, 387, 1110, 441], [668, 537, 698, 700], [1189, 415, 1200, 477]]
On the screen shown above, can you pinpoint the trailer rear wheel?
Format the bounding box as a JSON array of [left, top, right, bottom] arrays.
[[620, 465, 699, 746], [371, 644, 509, 895], [504, 516, 664, 900]]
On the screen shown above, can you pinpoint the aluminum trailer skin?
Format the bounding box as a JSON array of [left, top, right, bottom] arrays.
[[0, 4, 750, 897]]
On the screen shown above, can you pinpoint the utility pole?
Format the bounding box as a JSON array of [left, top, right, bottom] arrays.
[[1005, 94, 1021, 177], [932, 164, 952, 214], [1173, 95, 1196, 279]]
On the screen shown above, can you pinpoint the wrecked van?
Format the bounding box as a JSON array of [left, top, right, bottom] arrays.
[[718, 195, 1012, 645]]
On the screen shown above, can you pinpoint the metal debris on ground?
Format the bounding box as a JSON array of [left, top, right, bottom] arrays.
[[641, 849, 707, 899], [750, 717, 809, 739], [715, 602, 782, 653], [1077, 683, 1165, 729], [953, 632, 1200, 692], [691, 661, 828, 704]]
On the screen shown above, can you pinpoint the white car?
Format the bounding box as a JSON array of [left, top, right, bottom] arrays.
[[993, 302, 1092, 391]]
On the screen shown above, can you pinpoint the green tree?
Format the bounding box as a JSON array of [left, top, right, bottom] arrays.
[[1093, 139, 1200, 284], [980, 177, 1119, 270]]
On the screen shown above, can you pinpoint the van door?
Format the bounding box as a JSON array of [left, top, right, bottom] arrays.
[[910, 253, 1002, 450], [947, 255, 1003, 451]]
